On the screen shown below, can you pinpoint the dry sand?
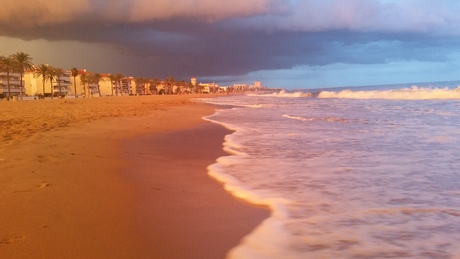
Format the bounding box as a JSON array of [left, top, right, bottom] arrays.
[[0, 95, 268, 258]]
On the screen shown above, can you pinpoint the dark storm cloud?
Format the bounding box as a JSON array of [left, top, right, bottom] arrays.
[[2, 0, 460, 80]]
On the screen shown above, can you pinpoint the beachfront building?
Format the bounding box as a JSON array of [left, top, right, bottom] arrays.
[[120, 77, 135, 95], [98, 74, 112, 96], [156, 81, 166, 94], [68, 69, 119, 97], [233, 83, 250, 91], [64, 69, 89, 97], [24, 68, 121, 97], [254, 81, 262, 89], [70, 72, 153, 97], [9, 66, 142, 98], [23, 71, 38, 96], [54, 71, 72, 96], [134, 78, 152, 95], [196, 82, 219, 93], [198, 83, 210, 93], [134, 81, 144, 95], [23, 70, 71, 97], [0, 72, 23, 97], [23, 70, 46, 96], [218, 86, 228, 93]]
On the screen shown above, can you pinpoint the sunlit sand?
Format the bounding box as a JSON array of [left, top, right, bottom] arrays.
[[0, 95, 268, 258]]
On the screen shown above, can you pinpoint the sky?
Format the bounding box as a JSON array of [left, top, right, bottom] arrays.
[[2, 0, 460, 89]]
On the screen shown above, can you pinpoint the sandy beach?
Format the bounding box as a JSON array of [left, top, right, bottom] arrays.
[[0, 95, 268, 258]]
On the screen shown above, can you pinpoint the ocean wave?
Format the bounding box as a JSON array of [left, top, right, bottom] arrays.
[[368, 207, 460, 216], [244, 104, 266, 108], [283, 114, 349, 123], [250, 90, 311, 98], [318, 86, 460, 100]]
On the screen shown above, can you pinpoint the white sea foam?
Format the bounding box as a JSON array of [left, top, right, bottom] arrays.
[[249, 90, 311, 98], [318, 86, 460, 100], [282, 114, 312, 121], [244, 104, 265, 108], [207, 135, 297, 259], [283, 114, 352, 123]]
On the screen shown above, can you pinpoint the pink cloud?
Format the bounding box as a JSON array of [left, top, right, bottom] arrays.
[[0, 0, 92, 27], [255, 0, 460, 35]]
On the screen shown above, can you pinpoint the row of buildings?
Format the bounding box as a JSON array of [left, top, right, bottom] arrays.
[[0, 69, 146, 98], [0, 69, 264, 98], [196, 80, 264, 93]]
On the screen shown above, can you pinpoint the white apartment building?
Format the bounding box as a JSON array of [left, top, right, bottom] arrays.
[[120, 77, 135, 95], [54, 72, 72, 96], [23, 70, 72, 97], [0, 72, 23, 97]]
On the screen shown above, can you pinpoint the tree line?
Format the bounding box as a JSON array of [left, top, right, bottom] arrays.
[[1, 51, 214, 100], [0, 52, 87, 99]]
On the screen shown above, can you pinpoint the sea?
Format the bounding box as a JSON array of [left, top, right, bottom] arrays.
[[197, 81, 460, 259]]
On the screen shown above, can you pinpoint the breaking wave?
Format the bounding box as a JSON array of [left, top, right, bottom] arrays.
[[318, 86, 460, 100], [250, 90, 311, 98], [283, 114, 350, 123]]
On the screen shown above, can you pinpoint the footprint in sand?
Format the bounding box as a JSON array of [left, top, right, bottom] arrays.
[[37, 155, 58, 163], [37, 155, 45, 163], [0, 235, 25, 245], [35, 182, 49, 189], [13, 182, 49, 193]]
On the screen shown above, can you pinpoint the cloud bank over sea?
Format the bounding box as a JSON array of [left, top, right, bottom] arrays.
[[2, 0, 460, 87]]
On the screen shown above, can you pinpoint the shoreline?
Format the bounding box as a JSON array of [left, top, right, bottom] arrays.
[[0, 95, 268, 258], [123, 122, 269, 258]]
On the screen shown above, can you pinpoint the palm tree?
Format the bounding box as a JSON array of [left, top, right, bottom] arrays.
[[135, 77, 150, 95], [0, 55, 16, 99], [53, 67, 64, 97], [86, 74, 95, 97], [150, 77, 159, 94], [178, 80, 186, 94], [144, 78, 151, 95], [165, 77, 175, 95], [187, 82, 195, 93], [11, 52, 33, 100], [108, 74, 117, 96], [71, 67, 79, 96], [47, 68, 56, 99], [34, 64, 50, 99], [92, 73, 103, 97], [114, 73, 123, 96], [135, 77, 143, 95], [80, 73, 89, 98]]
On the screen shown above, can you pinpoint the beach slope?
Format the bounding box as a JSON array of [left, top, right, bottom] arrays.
[[0, 96, 267, 258]]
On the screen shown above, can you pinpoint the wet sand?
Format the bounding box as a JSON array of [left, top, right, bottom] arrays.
[[0, 95, 268, 258]]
